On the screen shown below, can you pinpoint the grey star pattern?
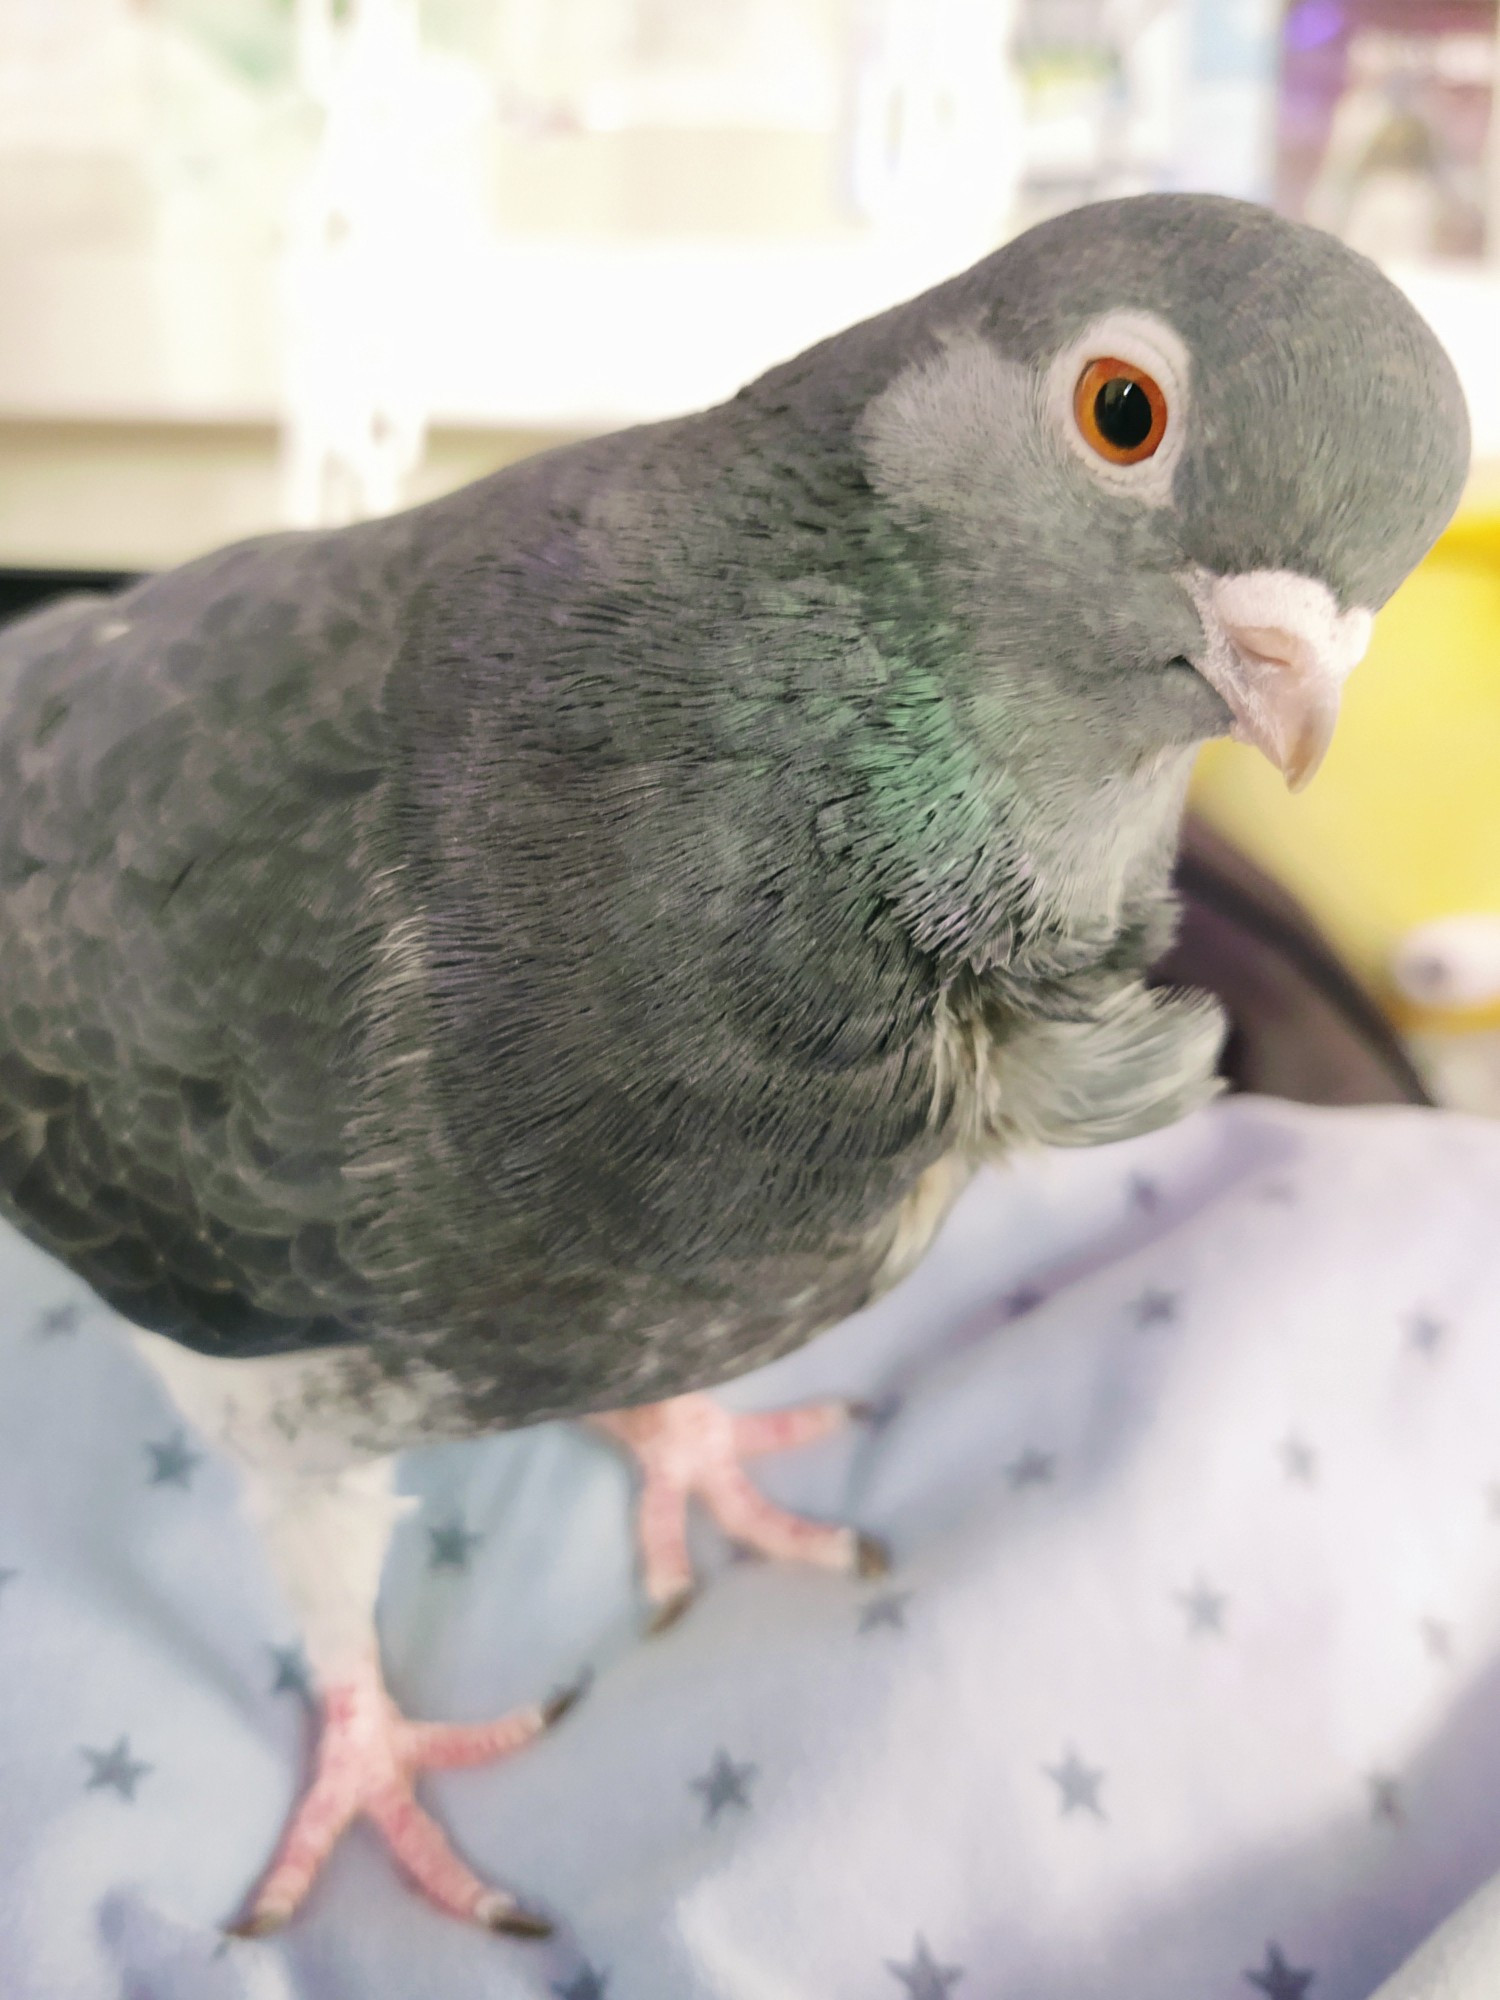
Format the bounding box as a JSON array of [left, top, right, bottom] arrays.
[[1007, 1447, 1056, 1489], [1001, 1284, 1045, 1320], [887, 1935, 964, 1996], [859, 1591, 912, 1634], [81, 1736, 152, 1801], [1132, 1288, 1179, 1328], [0, 1567, 15, 1602], [35, 1301, 84, 1338], [270, 1644, 311, 1697], [145, 1432, 201, 1488], [1279, 1436, 1318, 1485], [1406, 1312, 1447, 1356], [1368, 1773, 1403, 1825], [1176, 1578, 1228, 1635], [1258, 1180, 1298, 1206], [1244, 1942, 1314, 1998], [1420, 1617, 1454, 1663], [427, 1520, 482, 1571], [554, 1968, 609, 2000], [692, 1749, 756, 1824], [863, 1392, 904, 1432], [1128, 1173, 1162, 1213], [1045, 1747, 1106, 1818]]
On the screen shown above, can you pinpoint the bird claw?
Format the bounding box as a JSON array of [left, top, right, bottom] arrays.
[[542, 1672, 591, 1726], [646, 1586, 697, 1636], [224, 1910, 289, 1941], [856, 1531, 891, 1580], [481, 1898, 554, 1939]]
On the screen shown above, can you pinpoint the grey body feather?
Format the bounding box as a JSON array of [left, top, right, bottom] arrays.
[[0, 196, 1468, 1441]]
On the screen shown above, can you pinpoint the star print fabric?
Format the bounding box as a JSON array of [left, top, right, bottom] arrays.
[[3, 1097, 1500, 1998]]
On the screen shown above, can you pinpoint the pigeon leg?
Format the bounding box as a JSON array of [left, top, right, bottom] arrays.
[[131, 1331, 585, 1939], [231, 1652, 575, 1937], [589, 1392, 888, 1625]]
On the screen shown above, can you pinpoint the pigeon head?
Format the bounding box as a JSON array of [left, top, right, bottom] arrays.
[[793, 194, 1469, 799]]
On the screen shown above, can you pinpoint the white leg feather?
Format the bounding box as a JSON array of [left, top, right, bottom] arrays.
[[127, 1330, 409, 1677]]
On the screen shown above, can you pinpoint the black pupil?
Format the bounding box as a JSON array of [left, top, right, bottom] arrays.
[[1094, 377, 1154, 450]]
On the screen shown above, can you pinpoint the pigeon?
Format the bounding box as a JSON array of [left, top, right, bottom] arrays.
[[0, 193, 1468, 1936]]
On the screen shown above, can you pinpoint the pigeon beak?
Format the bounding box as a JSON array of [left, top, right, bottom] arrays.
[[1182, 570, 1373, 792]]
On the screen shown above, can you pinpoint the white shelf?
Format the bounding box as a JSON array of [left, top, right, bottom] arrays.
[[4, 239, 1497, 453], [0, 234, 997, 434]]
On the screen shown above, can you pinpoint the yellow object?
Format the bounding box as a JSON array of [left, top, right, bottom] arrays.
[[1190, 470, 1500, 1017]]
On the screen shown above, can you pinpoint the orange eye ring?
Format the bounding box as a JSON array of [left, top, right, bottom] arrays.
[[1073, 357, 1169, 465]]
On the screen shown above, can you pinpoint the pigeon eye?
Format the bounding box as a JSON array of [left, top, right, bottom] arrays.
[[1073, 358, 1168, 465]]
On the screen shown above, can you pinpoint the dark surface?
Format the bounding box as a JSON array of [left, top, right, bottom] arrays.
[[0, 568, 139, 629], [1160, 817, 1428, 1109]]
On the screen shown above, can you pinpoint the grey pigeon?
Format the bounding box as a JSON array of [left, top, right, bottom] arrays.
[[0, 193, 1468, 1935]]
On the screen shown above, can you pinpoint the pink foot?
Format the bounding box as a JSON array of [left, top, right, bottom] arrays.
[[228, 1656, 579, 1937], [589, 1392, 888, 1626]]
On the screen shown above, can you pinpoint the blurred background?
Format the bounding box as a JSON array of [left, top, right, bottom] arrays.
[[0, 0, 1498, 1107]]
